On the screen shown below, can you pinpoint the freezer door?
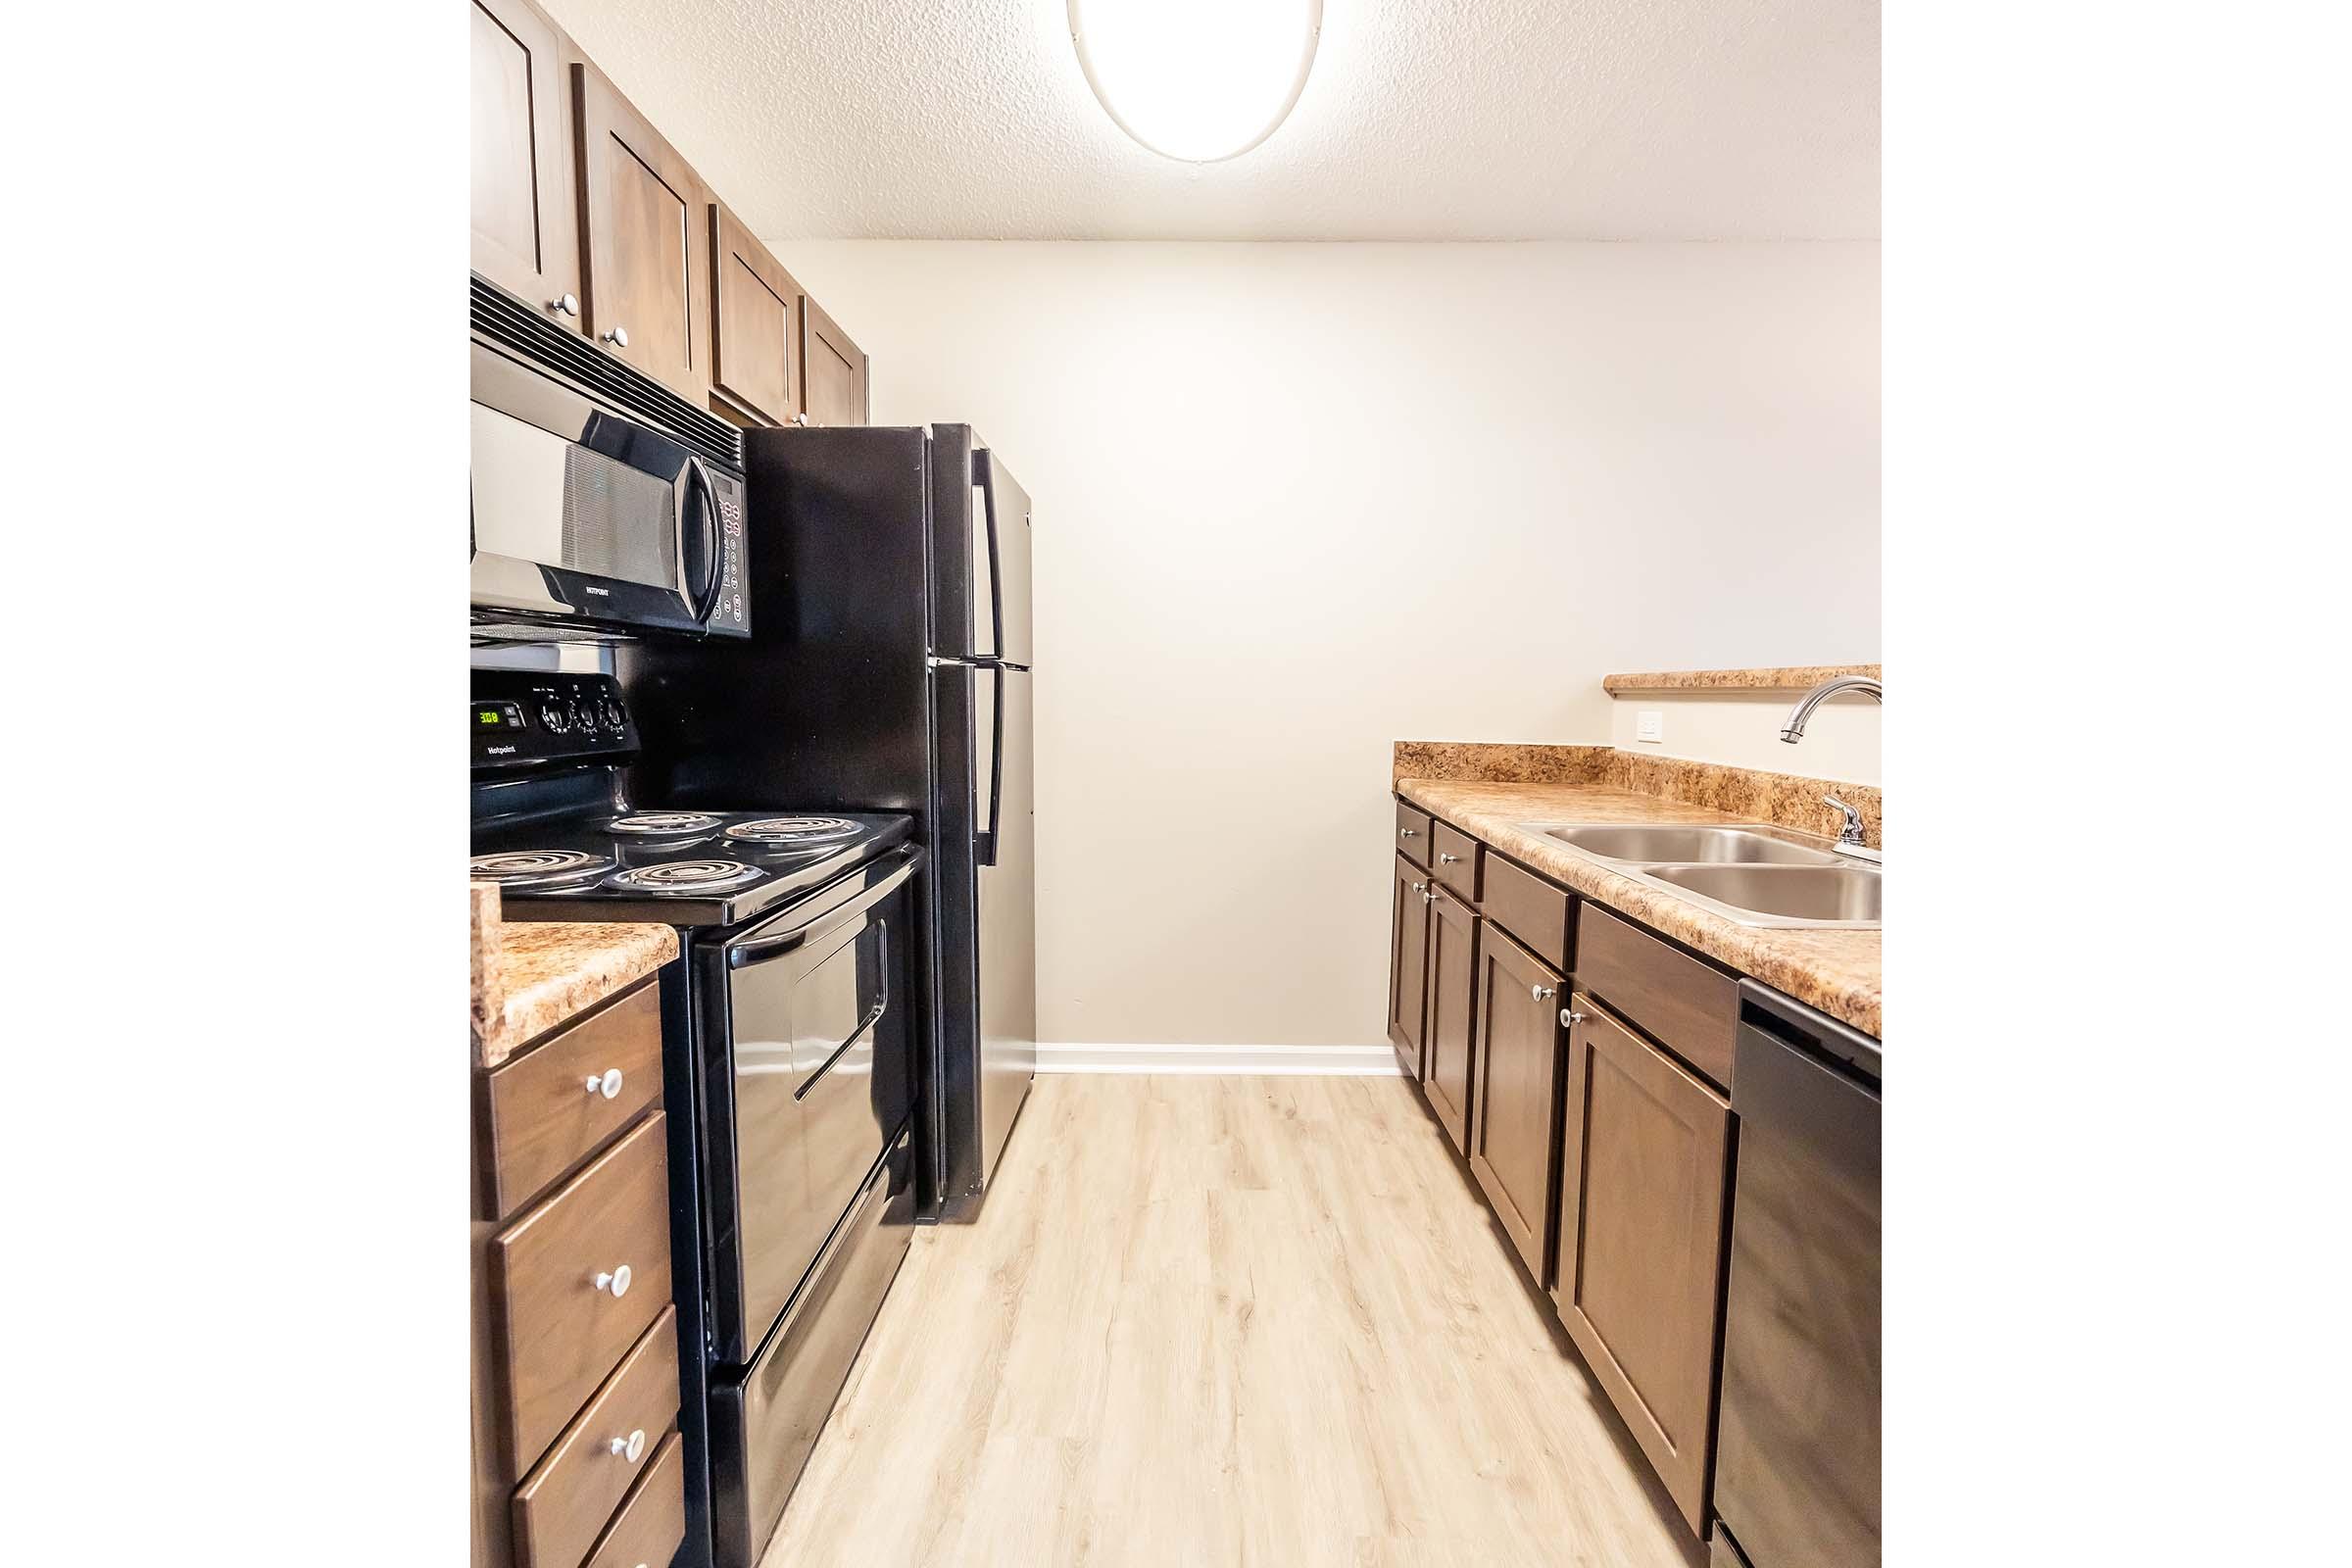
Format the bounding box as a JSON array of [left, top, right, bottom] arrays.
[[973, 444, 1033, 666], [973, 666, 1037, 1178]]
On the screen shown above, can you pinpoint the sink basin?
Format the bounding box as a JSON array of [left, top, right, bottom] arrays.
[[1643, 863, 1882, 926], [1529, 823, 1844, 867]]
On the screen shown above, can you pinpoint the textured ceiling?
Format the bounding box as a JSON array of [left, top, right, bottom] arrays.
[[544, 0, 1879, 241]]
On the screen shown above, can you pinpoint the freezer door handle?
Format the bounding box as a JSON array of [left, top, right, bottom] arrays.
[[975, 447, 1006, 662], [976, 664, 1005, 867]]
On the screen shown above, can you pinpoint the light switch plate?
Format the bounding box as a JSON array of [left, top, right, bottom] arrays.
[[1636, 709, 1664, 743]]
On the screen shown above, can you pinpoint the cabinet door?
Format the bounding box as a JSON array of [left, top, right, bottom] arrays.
[[710, 201, 801, 426], [1469, 926, 1566, 1283], [469, 0, 580, 320], [1422, 887, 1479, 1154], [801, 294, 868, 425], [1387, 855, 1434, 1079], [573, 62, 711, 402], [1553, 995, 1732, 1535]]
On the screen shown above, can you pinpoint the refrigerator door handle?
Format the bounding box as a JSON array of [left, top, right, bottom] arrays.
[[975, 447, 1006, 662], [976, 663, 1004, 867]]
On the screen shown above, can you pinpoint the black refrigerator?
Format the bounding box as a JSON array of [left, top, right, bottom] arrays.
[[620, 423, 1037, 1219]]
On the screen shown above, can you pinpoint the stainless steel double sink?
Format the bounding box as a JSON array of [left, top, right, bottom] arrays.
[[1513, 822, 1882, 929]]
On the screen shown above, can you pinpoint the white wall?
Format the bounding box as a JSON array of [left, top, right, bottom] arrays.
[[1611, 689, 1882, 785], [774, 241, 1879, 1051]]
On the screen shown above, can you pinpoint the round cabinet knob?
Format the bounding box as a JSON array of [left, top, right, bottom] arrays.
[[547, 292, 580, 318], [1531, 984, 1556, 1003], [609, 1428, 647, 1463], [593, 1264, 633, 1298], [1398, 827, 1417, 839], [585, 1068, 624, 1100], [1421, 887, 1438, 904], [1561, 1008, 1587, 1028], [601, 324, 629, 349], [791, 412, 810, 426], [1439, 853, 1463, 863]]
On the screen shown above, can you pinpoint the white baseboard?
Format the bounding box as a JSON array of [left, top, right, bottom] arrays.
[[1036, 1042, 1403, 1076]]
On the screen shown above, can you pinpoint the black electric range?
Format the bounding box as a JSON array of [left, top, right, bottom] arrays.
[[470, 667, 927, 1568]]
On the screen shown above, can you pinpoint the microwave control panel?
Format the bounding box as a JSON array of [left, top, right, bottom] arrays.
[[471, 671, 636, 770], [706, 468, 750, 637]]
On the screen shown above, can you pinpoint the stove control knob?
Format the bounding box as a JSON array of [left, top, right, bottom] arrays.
[[538, 703, 569, 733], [569, 702, 597, 733], [599, 700, 625, 731]]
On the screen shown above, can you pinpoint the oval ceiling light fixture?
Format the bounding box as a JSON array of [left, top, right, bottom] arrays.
[[1069, 0, 1323, 164]]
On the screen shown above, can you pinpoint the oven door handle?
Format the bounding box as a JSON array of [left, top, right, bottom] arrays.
[[725, 848, 920, 969]]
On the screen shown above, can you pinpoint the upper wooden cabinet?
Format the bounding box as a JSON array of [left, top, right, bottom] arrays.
[[709, 202, 802, 426], [801, 295, 869, 426], [1552, 994, 1732, 1535], [572, 61, 712, 402], [469, 0, 580, 321]]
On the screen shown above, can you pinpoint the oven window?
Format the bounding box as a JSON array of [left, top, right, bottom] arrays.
[[470, 404, 681, 591]]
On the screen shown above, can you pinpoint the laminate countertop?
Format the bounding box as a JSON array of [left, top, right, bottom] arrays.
[[470, 882, 677, 1069], [1396, 778, 1883, 1039]]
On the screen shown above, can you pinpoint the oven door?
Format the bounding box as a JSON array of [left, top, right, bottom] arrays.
[[469, 340, 731, 638], [701, 848, 920, 1366]]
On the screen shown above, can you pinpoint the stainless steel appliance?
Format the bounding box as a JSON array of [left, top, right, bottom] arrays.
[[469, 278, 751, 645], [619, 423, 1037, 1220], [471, 669, 925, 1568], [1712, 982, 1882, 1568]]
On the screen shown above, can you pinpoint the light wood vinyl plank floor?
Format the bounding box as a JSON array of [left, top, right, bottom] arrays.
[[760, 1074, 1706, 1568]]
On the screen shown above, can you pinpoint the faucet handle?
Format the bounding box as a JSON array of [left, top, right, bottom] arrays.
[[1823, 795, 1867, 846]]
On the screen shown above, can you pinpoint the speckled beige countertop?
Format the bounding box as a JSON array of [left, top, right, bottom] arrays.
[[1396, 777, 1883, 1038], [1601, 662, 1881, 694], [470, 882, 678, 1068]]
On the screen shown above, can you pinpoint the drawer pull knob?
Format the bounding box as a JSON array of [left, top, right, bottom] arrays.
[[1421, 887, 1438, 904], [609, 1428, 647, 1463], [1531, 984, 1556, 1003], [1398, 827, 1418, 838], [547, 292, 580, 318], [601, 324, 629, 349], [585, 1067, 624, 1100], [593, 1264, 633, 1298], [1561, 1007, 1586, 1027], [1439, 852, 1463, 863]]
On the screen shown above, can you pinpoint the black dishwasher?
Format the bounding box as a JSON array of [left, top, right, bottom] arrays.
[[1712, 982, 1882, 1568]]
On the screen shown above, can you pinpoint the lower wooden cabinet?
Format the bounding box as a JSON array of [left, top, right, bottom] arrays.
[[1422, 885, 1480, 1153], [1387, 854, 1433, 1078], [1552, 993, 1733, 1535], [1468, 925, 1566, 1283]]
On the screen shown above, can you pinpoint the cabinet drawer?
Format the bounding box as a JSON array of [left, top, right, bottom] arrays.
[[1482, 855, 1572, 970], [1394, 802, 1434, 866], [513, 1305, 681, 1568], [583, 1427, 685, 1568], [1431, 821, 1483, 901], [1575, 906, 1738, 1091], [485, 981, 663, 1216], [493, 1110, 672, 1476]]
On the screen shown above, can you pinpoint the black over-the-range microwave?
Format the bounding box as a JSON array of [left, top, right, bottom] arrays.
[[469, 337, 750, 643]]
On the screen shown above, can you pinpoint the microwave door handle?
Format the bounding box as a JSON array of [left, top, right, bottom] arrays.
[[681, 459, 722, 620], [975, 448, 1005, 662]]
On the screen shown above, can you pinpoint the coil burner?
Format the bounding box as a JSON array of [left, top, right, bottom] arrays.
[[608, 812, 723, 837], [468, 849, 615, 887], [607, 859, 764, 895], [724, 815, 864, 848]]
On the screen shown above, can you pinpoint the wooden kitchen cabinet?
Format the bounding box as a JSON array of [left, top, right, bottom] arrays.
[[1552, 993, 1733, 1535], [469, 0, 581, 321], [1388, 855, 1434, 1079], [1468, 925, 1567, 1283], [801, 294, 869, 425], [709, 201, 803, 426], [1422, 885, 1480, 1154], [572, 59, 714, 402]]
